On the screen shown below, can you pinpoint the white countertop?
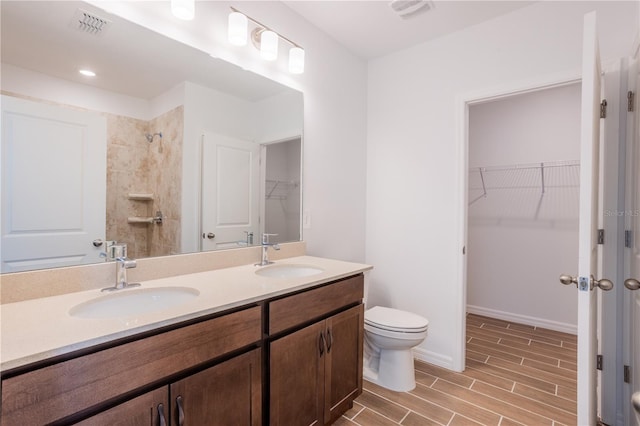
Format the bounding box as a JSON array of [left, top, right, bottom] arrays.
[[0, 256, 372, 372]]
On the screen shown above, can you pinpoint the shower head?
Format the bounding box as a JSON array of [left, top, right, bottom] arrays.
[[145, 132, 163, 143]]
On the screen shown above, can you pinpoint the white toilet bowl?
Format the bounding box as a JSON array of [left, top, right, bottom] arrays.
[[363, 306, 429, 392]]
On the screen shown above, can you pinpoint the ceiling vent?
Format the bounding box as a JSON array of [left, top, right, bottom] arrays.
[[71, 9, 111, 36], [389, 0, 435, 19]]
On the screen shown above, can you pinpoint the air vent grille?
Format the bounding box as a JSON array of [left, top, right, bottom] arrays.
[[389, 0, 435, 19], [71, 9, 111, 36]]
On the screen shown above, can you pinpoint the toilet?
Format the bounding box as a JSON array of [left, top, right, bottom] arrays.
[[363, 306, 429, 392]]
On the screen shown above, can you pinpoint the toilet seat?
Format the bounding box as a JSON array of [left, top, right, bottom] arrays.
[[365, 306, 429, 333]]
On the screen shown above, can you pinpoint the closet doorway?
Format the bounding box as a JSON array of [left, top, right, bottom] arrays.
[[466, 82, 581, 334]]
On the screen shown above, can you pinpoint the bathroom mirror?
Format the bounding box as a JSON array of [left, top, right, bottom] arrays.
[[0, 1, 303, 273]]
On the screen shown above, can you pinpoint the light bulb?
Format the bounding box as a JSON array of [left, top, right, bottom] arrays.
[[260, 30, 278, 61], [288, 47, 305, 74], [228, 12, 248, 46], [171, 0, 194, 20]]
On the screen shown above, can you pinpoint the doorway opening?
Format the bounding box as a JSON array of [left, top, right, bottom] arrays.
[[461, 80, 583, 421]]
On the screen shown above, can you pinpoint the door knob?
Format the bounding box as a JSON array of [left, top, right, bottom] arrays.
[[624, 278, 640, 291], [202, 233, 215, 239], [559, 274, 613, 291], [559, 274, 578, 286], [92, 239, 104, 247], [593, 277, 614, 291]]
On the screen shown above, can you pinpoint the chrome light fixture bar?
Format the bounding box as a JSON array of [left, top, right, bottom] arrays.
[[228, 7, 305, 74]]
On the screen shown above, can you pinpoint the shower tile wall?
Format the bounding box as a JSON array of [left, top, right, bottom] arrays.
[[106, 106, 183, 259], [148, 107, 182, 257]]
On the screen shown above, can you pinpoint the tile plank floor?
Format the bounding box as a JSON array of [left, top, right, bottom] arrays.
[[337, 314, 577, 426]]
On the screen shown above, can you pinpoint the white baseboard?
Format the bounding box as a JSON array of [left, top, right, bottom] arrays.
[[466, 305, 577, 335], [412, 347, 457, 371]]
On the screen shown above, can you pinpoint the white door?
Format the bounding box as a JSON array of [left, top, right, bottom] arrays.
[[200, 132, 260, 250], [576, 12, 605, 425], [625, 55, 640, 425], [1, 95, 106, 272]]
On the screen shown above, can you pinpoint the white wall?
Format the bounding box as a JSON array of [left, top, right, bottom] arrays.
[[366, 1, 638, 370], [467, 84, 581, 332], [91, 1, 368, 263]]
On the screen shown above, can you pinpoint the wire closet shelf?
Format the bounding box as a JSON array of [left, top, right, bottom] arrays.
[[468, 160, 580, 206]]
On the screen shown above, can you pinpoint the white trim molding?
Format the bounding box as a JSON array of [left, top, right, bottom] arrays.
[[467, 305, 577, 335]]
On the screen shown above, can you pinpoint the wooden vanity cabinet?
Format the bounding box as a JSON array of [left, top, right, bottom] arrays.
[[0, 306, 262, 426], [1, 273, 365, 426], [74, 387, 169, 426], [169, 348, 262, 425], [76, 348, 262, 426], [269, 275, 364, 426]]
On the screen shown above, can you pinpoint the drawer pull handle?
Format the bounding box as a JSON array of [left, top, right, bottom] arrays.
[[319, 332, 325, 356], [157, 403, 167, 426], [176, 395, 185, 426], [326, 328, 332, 353]]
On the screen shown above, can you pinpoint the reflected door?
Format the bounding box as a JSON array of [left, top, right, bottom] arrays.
[[1, 95, 106, 272], [200, 132, 260, 250]]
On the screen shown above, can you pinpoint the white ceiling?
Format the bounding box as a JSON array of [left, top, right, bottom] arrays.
[[282, 1, 536, 60], [1, 1, 538, 101]]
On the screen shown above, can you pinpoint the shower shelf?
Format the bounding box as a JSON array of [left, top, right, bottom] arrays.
[[128, 193, 154, 201]]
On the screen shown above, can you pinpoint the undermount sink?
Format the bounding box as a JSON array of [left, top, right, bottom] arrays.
[[69, 286, 200, 319], [255, 264, 324, 279]]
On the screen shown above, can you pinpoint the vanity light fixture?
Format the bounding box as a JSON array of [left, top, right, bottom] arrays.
[[259, 30, 278, 61], [228, 11, 248, 46], [171, 0, 194, 20], [228, 7, 305, 74], [288, 47, 305, 74]]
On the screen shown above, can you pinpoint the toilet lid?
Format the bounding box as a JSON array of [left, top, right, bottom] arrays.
[[365, 306, 429, 332]]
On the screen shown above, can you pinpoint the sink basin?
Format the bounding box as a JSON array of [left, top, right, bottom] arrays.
[[255, 264, 324, 279], [69, 287, 200, 319]]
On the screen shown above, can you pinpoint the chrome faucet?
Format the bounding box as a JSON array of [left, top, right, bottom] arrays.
[[256, 233, 280, 266], [102, 244, 141, 292]]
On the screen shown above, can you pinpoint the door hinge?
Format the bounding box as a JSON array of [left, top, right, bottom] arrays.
[[597, 354, 603, 370], [629, 91, 635, 112], [624, 365, 631, 383], [626, 230, 633, 248], [600, 99, 608, 118], [596, 355, 603, 371], [598, 229, 605, 245]]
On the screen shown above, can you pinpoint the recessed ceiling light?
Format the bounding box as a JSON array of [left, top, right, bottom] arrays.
[[79, 69, 96, 77]]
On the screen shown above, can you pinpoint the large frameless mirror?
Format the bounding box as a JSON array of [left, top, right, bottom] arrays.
[[0, 1, 303, 273]]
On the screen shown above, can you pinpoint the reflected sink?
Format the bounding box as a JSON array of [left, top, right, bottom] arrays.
[[255, 264, 324, 279], [69, 287, 200, 319]]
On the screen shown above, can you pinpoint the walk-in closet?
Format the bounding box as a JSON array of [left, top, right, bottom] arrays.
[[467, 82, 582, 333]]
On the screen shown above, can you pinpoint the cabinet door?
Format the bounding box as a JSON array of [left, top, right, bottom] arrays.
[[324, 305, 364, 424], [270, 321, 325, 426], [74, 387, 168, 426], [170, 348, 261, 426]]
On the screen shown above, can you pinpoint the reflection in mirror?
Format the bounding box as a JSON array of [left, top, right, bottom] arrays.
[[0, 1, 303, 273]]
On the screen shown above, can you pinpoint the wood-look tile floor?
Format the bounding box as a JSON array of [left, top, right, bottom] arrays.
[[337, 314, 577, 426]]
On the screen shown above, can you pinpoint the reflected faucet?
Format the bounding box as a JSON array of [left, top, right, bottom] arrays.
[[102, 244, 141, 292], [256, 233, 280, 266]]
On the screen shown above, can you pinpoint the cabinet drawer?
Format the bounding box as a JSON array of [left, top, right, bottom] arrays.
[[269, 274, 363, 334], [1, 306, 261, 426]]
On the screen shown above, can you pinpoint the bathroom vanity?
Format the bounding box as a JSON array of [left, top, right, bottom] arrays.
[[0, 257, 370, 425]]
